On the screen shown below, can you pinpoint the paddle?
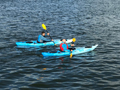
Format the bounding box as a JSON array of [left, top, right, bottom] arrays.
[[70, 38, 76, 58], [42, 24, 56, 45]]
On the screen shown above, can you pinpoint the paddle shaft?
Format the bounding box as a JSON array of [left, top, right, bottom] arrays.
[[45, 30, 56, 45], [46, 30, 52, 39], [70, 41, 75, 58]]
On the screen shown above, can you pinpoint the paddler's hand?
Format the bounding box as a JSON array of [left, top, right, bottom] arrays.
[[51, 39, 54, 41], [47, 33, 50, 36], [71, 44, 74, 47]]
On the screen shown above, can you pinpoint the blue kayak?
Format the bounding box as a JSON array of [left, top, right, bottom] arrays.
[[16, 39, 72, 47], [42, 44, 98, 57]]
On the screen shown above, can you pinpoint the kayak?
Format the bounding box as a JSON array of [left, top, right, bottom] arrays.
[[16, 39, 73, 47], [42, 44, 98, 57]]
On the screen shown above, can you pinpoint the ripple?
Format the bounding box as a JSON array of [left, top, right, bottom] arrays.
[[0, 0, 120, 89]]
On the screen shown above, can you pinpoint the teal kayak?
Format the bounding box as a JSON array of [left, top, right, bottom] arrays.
[[42, 44, 98, 57], [16, 39, 72, 47]]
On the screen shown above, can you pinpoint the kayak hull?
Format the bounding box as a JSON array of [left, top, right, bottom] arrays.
[[16, 39, 72, 47], [42, 44, 98, 57]]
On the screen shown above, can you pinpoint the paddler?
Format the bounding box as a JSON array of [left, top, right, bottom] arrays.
[[60, 39, 75, 52], [37, 31, 53, 43]]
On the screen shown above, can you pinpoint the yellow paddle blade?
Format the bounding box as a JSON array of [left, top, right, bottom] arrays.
[[42, 24, 47, 30], [42, 68, 47, 70], [72, 38, 76, 42], [70, 53, 73, 58]]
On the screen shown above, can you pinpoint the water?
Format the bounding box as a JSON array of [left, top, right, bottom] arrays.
[[0, 0, 120, 89]]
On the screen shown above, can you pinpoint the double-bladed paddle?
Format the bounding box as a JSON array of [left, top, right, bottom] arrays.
[[42, 24, 56, 45], [70, 38, 76, 58]]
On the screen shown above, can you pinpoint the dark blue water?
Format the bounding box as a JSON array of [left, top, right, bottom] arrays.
[[1, 0, 120, 89]]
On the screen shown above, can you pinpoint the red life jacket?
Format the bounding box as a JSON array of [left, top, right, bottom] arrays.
[[59, 43, 68, 51]]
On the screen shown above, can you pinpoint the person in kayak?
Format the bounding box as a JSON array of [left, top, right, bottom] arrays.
[[37, 31, 53, 43], [60, 39, 75, 52]]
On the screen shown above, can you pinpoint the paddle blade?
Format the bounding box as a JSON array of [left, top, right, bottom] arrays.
[[42, 24, 47, 30], [70, 53, 73, 58], [72, 38, 76, 42], [42, 68, 47, 70]]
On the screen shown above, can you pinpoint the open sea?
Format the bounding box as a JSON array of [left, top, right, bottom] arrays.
[[0, 0, 120, 90]]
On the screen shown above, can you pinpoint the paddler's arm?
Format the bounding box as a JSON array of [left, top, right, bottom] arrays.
[[44, 33, 50, 37], [68, 42, 75, 51], [68, 43, 75, 47], [41, 35, 51, 42], [47, 33, 54, 41]]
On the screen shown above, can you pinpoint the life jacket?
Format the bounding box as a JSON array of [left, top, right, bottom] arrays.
[[37, 35, 42, 42], [60, 43, 68, 51]]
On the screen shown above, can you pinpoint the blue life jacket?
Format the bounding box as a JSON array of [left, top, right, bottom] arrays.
[[38, 35, 41, 42]]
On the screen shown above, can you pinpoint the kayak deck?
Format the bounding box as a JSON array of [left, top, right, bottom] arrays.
[[42, 44, 98, 57], [16, 39, 73, 47]]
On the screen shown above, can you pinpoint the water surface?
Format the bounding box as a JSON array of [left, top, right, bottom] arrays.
[[0, 0, 120, 89]]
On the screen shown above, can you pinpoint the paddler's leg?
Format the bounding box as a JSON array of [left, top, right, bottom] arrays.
[[43, 40, 51, 43], [37, 40, 41, 43], [68, 47, 76, 51]]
